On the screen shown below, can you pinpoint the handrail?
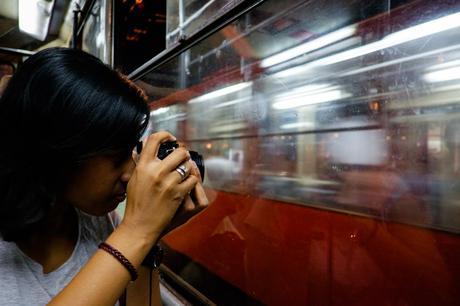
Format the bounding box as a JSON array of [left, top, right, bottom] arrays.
[[0, 47, 36, 57]]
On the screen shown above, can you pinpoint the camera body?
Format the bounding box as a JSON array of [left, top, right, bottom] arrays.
[[158, 141, 205, 181]]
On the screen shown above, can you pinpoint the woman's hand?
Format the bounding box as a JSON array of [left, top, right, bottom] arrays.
[[120, 131, 199, 244], [161, 160, 209, 236]]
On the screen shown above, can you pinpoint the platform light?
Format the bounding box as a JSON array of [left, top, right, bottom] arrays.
[[150, 107, 169, 116], [260, 25, 356, 68], [189, 82, 252, 104], [274, 11, 460, 78], [424, 66, 460, 83]]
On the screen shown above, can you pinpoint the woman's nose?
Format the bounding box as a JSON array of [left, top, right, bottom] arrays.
[[120, 157, 136, 182]]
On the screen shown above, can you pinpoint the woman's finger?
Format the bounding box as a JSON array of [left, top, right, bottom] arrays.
[[161, 148, 191, 174], [189, 160, 202, 181], [177, 174, 199, 196], [192, 182, 209, 207], [160, 159, 194, 186], [182, 195, 196, 211], [138, 131, 176, 164], [189, 161, 208, 207]]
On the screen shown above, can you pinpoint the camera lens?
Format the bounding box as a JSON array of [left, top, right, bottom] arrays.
[[157, 141, 179, 160], [157, 141, 205, 181]]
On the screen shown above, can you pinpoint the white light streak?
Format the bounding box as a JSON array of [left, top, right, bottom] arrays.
[[424, 66, 460, 83], [261, 25, 356, 68], [189, 82, 252, 104], [426, 59, 460, 71], [212, 97, 250, 109], [281, 122, 314, 129], [150, 107, 169, 116], [273, 88, 350, 110], [275, 83, 333, 99], [210, 123, 246, 133], [274, 11, 460, 78], [156, 113, 187, 122]]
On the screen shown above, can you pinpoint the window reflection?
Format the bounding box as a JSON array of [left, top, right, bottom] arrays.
[[136, 0, 460, 304], [140, 0, 460, 232]]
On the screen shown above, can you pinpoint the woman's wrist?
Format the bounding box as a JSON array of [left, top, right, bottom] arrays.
[[106, 222, 158, 268], [118, 218, 163, 244], [49, 223, 156, 306]]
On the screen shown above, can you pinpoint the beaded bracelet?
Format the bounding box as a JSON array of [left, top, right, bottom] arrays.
[[98, 242, 138, 281]]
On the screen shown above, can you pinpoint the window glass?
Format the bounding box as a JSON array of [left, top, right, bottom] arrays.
[[82, 0, 108, 63], [166, 0, 245, 47], [138, 1, 460, 305]]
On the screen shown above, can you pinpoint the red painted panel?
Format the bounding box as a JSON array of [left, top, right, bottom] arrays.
[[164, 190, 460, 305]]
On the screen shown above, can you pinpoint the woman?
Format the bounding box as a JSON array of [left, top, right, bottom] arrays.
[[0, 47, 208, 305]]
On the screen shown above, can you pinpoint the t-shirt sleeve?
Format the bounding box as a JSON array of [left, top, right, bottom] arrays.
[[76, 209, 121, 243], [108, 210, 122, 228]]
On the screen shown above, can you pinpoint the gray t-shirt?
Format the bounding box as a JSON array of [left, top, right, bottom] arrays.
[[0, 209, 120, 306]]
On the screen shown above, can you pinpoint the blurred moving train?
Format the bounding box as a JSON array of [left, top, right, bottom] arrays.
[[21, 0, 460, 305], [130, 0, 460, 305]]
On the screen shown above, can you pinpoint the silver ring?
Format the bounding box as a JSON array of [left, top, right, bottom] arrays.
[[175, 164, 187, 180]]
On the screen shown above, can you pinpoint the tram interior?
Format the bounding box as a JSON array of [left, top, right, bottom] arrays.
[[1, 0, 460, 305]]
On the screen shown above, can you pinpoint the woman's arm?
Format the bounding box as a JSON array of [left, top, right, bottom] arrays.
[[49, 224, 155, 306], [49, 132, 200, 306], [125, 164, 209, 306], [126, 267, 162, 306]]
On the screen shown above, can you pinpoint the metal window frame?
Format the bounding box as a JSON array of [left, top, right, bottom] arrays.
[[71, 0, 113, 66], [0, 46, 35, 57], [128, 0, 267, 81]]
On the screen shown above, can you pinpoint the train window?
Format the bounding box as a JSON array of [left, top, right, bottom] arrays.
[[113, 0, 166, 73], [82, 0, 110, 63], [136, 0, 460, 305], [166, 0, 245, 47]]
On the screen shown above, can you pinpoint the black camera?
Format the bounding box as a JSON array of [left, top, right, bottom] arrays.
[[157, 141, 205, 181]]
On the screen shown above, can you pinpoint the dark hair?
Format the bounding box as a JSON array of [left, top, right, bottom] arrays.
[[0, 48, 149, 241]]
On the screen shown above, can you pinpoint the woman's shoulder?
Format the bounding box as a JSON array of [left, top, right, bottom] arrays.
[[0, 237, 17, 261]]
